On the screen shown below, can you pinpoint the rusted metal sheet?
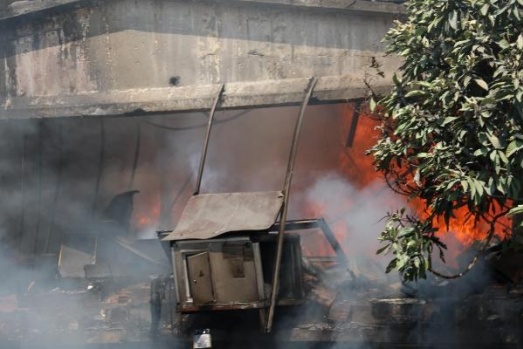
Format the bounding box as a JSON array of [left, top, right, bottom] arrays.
[[162, 191, 284, 241]]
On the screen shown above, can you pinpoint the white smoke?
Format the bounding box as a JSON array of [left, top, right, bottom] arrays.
[[303, 172, 404, 276]]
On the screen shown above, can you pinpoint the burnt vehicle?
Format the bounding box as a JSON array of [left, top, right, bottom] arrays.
[[157, 210, 345, 337], [152, 79, 350, 344]]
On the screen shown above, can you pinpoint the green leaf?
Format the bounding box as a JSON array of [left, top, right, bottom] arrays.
[[376, 245, 390, 255], [392, 73, 402, 86], [475, 78, 489, 91], [518, 34, 523, 50], [449, 10, 458, 30], [474, 148, 488, 156], [442, 116, 458, 125], [405, 90, 426, 97], [480, 3, 489, 16], [370, 97, 377, 112], [487, 133, 501, 148], [369, 0, 523, 282], [499, 39, 510, 49], [506, 140, 523, 157], [508, 205, 523, 217], [476, 181, 485, 199], [463, 75, 472, 87], [499, 150, 509, 164]]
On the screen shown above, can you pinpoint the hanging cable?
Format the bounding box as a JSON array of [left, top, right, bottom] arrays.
[[345, 101, 362, 148], [141, 109, 251, 226], [141, 109, 250, 131], [129, 117, 141, 190], [45, 119, 63, 254], [92, 119, 106, 219]]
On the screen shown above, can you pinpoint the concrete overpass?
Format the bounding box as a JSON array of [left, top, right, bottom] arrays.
[[0, 0, 404, 119]]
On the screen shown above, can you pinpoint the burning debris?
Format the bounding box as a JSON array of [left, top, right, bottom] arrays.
[[102, 190, 140, 232], [0, 104, 521, 348]]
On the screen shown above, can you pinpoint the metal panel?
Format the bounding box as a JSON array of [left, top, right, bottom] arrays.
[[58, 233, 97, 278], [163, 191, 283, 241], [210, 242, 259, 303], [187, 252, 215, 304], [172, 238, 267, 310], [260, 234, 305, 303]]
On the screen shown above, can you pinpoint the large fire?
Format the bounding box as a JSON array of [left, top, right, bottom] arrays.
[[130, 104, 509, 254], [336, 104, 509, 248], [299, 103, 511, 265]]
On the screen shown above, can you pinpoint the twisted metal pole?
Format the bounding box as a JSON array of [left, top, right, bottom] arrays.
[[265, 77, 318, 333], [194, 84, 225, 195]]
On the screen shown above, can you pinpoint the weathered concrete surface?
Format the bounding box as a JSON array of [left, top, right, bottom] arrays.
[[0, 0, 404, 118], [2, 76, 395, 118], [1, 0, 405, 15]]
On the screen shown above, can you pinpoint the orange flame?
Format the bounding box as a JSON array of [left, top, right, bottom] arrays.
[[130, 104, 509, 252], [337, 104, 383, 189], [336, 104, 508, 248], [132, 195, 161, 232]]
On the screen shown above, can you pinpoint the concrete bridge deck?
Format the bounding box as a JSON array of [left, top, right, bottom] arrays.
[[0, 0, 404, 119]]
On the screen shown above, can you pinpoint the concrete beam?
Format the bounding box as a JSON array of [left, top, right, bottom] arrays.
[[0, 75, 392, 119], [0, 0, 87, 20], [0, 0, 402, 119], [0, 0, 405, 22], [239, 0, 406, 15]]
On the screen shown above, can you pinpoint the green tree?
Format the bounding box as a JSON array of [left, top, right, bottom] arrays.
[[369, 0, 523, 281]]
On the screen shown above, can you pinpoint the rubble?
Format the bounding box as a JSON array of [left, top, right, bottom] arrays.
[[0, 251, 522, 348]]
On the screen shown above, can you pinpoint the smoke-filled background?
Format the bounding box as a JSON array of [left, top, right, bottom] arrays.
[[0, 103, 400, 261], [0, 103, 403, 340], [0, 103, 519, 349]]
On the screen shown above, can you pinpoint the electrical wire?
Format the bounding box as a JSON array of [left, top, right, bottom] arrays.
[[140, 110, 251, 131], [146, 107, 249, 225], [129, 117, 141, 190], [142, 110, 250, 223], [338, 103, 362, 175]]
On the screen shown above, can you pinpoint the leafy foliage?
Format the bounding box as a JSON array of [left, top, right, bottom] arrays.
[[377, 208, 447, 281], [369, 0, 523, 281]]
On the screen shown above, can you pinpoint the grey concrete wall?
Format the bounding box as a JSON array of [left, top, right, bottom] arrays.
[[0, 0, 404, 118]]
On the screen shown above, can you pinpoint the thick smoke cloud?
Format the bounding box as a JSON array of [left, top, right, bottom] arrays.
[[303, 172, 403, 278], [0, 104, 360, 347], [1, 103, 501, 349]]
